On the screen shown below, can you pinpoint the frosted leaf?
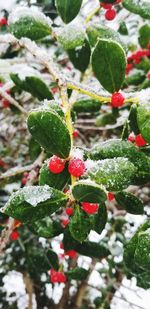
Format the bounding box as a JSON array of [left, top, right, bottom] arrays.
[[22, 185, 52, 207], [56, 24, 85, 50], [8, 6, 52, 29]]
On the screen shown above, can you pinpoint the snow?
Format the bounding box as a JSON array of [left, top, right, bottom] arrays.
[[8, 6, 52, 28]]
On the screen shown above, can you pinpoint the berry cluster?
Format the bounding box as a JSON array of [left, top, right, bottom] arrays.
[[126, 46, 150, 75], [48, 155, 85, 178], [50, 269, 66, 283], [100, 0, 122, 21], [128, 133, 147, 147]]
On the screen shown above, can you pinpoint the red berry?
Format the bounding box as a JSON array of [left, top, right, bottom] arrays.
[[2, 99, 10, 108], [147, 43, 150, 49], [65, 250, 77, 258], [50, 269, 66, 283], [22, 177, 27, 186], [68, 158, 85, 177], [60, 243, 64, 249], [0, 159, 6, 167], [62, 219, 69, 227], [73, 130, 79, 139], [126, 63, 133, 75], [48, 156, 65, 174], [111, 92, 125, 108], [101, 3, 112, 9], [147, 72, 150, 80], [81, 202, 99, 214], [51, 87, 58, 94], [65, 207, 74, 216], [10, 230, 19, 241], [128, 133, 135, 143], [135, 134, 147, 147], [107, 192, 115, 201], [105, 9, 116, 21], [0, 18, 7, 26]]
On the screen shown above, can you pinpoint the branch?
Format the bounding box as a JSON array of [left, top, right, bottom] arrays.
[[0, 86, 27, 114]]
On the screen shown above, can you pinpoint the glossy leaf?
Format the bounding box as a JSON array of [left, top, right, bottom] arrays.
[[28, 217, 54, 238], [71, 180, 107, 203], [93, 204, 107, 234], [1, 185, 67, 223], [73, 98, 101, 113], [115, 191, 144, 215], [68, 39, 91, 73], [87, 24, 125, 50], [69, 207, 92, 242], [9, 7, 52, 40], [68, 267, 89, 280], [123, 0, 150, 20], [137, 103, 150, 144], [92, 39, 126, 93], [10, 74, 53, 100], [55, 0, 83, 23], [139, 24, 150, 48], [88, 157, 136, 191], [57, 24, 85, 50], [46, 249, 59, 270], [76, 241, 110, 258], [39, 160, 70, 190], [134, 230, 150, 269], [27, 109, 71, 158]]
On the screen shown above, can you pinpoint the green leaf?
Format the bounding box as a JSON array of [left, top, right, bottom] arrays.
[[93, 204, 107, 234], [137, 103, 150, 144], [88, 157, 136, 191], [27, 108, 71, 158], [1, 185, 67, 223], [27, 247, 51, 275], [128, 104, 140, 135], [28, 217, 54, 238], [136, 272, 150, 289], [115, 191, 144, 215], [29, 137, 41, 161], [68, 267, 89, 280], [124, 220, 150, 272], [95, 113, 116, 127], [123, 72, 145, 87], [134, 230, 150, 270], [68, 39, 91, 73], [39, 160, 70, 190], [69, 207, 92, 242], [87, 24, 125, 50], [139, 24, 150, 48], [76, 241, 110, 258], [10, 74, 53, 100], [71, 180, 107, 203], [92, 39, 126, 93], [9, 7, 52, 40], [46, 249, 59, 270], [118, 21, 128, 36], [123, 0, 150, 20], [57, 24, 85, 50], [55, 0, 83, 23], [72, 98, 101, 114], [89, 139, 135, 160]]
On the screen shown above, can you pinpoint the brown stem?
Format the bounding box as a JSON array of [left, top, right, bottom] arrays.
[[23, 273, 34, 309]]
